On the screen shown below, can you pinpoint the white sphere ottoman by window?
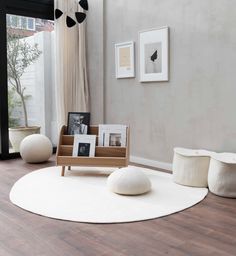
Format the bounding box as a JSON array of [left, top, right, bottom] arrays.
[[208, 153, 236, 198], [20, 134, 53, 163], [173, 147, 212, 188], [107, 167, 151, 195]]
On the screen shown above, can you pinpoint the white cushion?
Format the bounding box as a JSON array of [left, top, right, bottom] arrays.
[[20, 134, 53, 163], [173, 147, 212, 188], [208, 153, 236, 198], [107, 167, 151, 195]]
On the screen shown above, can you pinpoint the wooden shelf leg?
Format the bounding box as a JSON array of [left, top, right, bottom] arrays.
[[61, 166, 65, 176], [68, 166, 71, 171]]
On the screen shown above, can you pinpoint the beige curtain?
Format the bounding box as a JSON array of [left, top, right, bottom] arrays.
[[54, 0, 89, 129]]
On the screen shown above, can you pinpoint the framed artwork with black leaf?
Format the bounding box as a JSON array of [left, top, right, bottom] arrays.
[[139, 27, 169, 82]]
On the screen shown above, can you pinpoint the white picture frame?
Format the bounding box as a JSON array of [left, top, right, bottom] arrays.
[[139, 27, 169, 82], [115, 41, 135, 78], [72, 135, 96, 157]]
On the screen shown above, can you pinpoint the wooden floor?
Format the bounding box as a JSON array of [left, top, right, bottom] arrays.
[[0, 157, 235, 256]]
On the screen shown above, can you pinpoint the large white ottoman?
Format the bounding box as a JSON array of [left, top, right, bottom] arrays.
[[208, 153, 236, 198], [107, 167, 151, 195], [173, 147, 212, 188], [20, 134, 53, 163]]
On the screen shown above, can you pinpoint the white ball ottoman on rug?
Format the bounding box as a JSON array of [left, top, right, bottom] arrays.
[[20, 134, 53, 163], [107, 166, 151, 195], [173, 147, 212, 187], [208, 153, 236, 198]]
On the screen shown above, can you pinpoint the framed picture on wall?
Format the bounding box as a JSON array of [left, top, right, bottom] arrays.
[[139, 27, 169, 82], [115, 41, 135, 78]]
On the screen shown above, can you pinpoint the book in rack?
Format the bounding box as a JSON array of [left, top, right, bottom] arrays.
[[56, 125, 130, 176]]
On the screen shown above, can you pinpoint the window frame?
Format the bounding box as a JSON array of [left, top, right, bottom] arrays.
[[0, 0, 54, 160]]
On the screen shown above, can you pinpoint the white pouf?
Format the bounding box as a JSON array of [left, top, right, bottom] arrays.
[[208, 153, 236, 198], [107, 167, 151, 195], [20, 134, 53, 163], [173, 147, 212, 188]]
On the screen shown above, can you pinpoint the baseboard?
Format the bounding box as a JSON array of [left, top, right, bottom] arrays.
[[130, 155, 172, 171]]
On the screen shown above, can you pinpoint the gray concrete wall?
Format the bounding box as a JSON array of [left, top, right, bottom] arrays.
[[102, 0, 236, 164], [86, 0, 236, 165]]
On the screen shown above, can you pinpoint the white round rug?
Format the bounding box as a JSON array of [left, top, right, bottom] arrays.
[[10, 166, 208, 223]]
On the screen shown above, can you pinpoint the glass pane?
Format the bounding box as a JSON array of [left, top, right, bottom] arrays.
[[11, 15, 18, 28], [27, 18, 35, 30], [21, 17, 27, 29], [7, 14, 56, 153], [6, 15, 11, 26]]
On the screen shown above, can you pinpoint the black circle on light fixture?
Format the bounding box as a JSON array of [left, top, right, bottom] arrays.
[[55, 8, 63, 19], [75, 12, 86, 23], [79, 0, 89, 11], [66, 16, 76, 28]]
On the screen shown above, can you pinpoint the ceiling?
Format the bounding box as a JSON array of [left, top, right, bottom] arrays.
[[6, 0, 54, 19]]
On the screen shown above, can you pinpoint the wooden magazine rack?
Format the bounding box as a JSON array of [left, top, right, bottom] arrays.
[[56, 125, 130, 176]]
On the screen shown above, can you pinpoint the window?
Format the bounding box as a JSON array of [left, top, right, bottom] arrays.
[[0, 0, 54, 159], [11, 15, 19, 28], [6, 15, 11, 26], [7, 15, 56, 153], [27, 18, 35, 30], [7, 15, 36, 31], [21, 17, 27, 29]]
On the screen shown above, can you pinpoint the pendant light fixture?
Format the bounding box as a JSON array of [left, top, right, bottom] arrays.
[[55, 0, 89, 28], [75, 12, 86, 23], [79, 0, 89, 11], [66, 16, 77, 27], [55, 9, 63, 19]]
